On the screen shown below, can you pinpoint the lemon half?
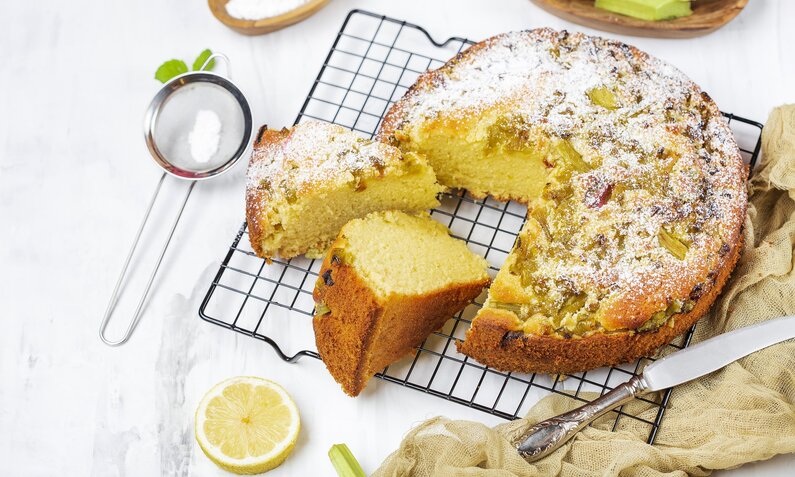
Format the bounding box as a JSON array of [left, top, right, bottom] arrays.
[[195, 377, 300, 474]]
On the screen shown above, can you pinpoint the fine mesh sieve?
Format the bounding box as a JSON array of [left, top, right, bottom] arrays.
[[99, 54, 252, 346]]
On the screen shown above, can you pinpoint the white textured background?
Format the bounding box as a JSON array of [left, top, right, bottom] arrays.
[[1, 0, 793, 475]]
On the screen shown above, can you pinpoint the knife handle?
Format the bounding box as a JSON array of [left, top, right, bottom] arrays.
[[515, 374, 649, 462]]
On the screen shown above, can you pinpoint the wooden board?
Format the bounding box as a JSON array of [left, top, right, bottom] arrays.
[[208, 0, 331, 36], [530, 0, 748, 38]]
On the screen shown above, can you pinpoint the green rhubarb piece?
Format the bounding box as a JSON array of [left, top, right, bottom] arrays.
[[559, 293, 588, 315], [531, 207, 552, 239], [639, 310, 668, 331], [329, 444, 366, 477], [595, 0, 693, 22], [489, 301, 525, 315], [315, 302, 331, 316], [554, 139, 591, 173], [587, 86, 619, 110], [658, 228, 689, 260]]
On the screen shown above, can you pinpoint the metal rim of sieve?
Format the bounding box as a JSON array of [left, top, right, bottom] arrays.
[[143, 67, 252, 180]]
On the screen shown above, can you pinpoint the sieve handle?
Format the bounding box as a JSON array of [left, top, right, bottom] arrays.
[[98, 174, 196, 346], [200, 53, 232, 77]]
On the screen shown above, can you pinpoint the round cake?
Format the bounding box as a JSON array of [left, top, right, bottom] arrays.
[[378, 28, 747, 373]]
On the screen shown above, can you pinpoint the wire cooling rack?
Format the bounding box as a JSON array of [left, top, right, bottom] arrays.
[[199, 9, 764, 444]]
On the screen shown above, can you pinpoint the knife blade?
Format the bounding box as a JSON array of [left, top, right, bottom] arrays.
[[643, 314, 795, 391], [516, 315, 795, 462]]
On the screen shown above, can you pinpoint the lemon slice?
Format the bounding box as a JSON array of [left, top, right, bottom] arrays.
[[195, 377, 300, 474]]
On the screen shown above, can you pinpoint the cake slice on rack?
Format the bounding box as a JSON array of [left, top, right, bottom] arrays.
[[246, 120, 443, 259], [312, 211, 490, 396]]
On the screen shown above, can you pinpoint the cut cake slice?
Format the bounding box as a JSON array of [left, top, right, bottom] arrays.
[[312, 211, 490, 396], [246, 121, 443, 259]]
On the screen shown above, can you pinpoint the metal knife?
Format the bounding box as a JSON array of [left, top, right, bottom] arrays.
[[515, 315, 795, 462]]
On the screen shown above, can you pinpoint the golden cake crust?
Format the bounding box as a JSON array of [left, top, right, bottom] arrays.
[[246, 125, 289, 258], [313, 236, 489, 396], [457, 234, 743, 373], [379, 28, 748, 372]]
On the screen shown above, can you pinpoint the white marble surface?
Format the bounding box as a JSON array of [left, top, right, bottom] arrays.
[[1, 0, 794, 475]]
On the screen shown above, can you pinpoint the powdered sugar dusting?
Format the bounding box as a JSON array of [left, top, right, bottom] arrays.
[[383, 29, 747, 330], [247, 121, 402, 201]]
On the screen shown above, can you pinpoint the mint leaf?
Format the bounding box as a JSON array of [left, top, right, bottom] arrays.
[[193, 49, 215, 71], [154, 59, 188, 83]]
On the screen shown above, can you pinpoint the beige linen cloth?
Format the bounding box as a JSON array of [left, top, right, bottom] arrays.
[[374, 105, 795, 477]]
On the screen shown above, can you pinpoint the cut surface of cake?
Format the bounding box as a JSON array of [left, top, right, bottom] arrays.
[[379, 29, 747, 373], [246, 121, 443, 259], [312, 211, 490, 396]]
